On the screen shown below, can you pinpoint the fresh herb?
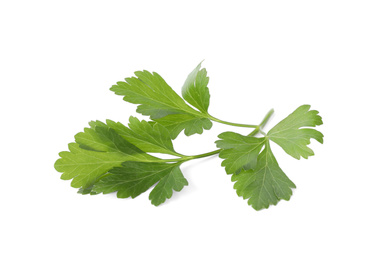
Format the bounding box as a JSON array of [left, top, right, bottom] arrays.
[[55, 62, 323, 210]]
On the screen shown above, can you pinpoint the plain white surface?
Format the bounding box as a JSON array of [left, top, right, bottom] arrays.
[[1, 0, 381, 259]]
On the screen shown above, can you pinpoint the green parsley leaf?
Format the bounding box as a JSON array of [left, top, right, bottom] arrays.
[[215, 132, 266, 175], [110, 70, 212, 138], [105, 117, 180, 156], [155, 113, 212, 139], [92, 162, 187, 206], [55, 124, 160, 190], [181, 62, 210, 113], [232, 141, 296, 210], [149, 164, 188, 206], [268, 105, 324, 159]]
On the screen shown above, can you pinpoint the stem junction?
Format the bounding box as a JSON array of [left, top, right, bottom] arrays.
[[164, 108, 274, 163]]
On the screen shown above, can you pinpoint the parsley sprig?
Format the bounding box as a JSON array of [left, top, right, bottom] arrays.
[[55, 62, 323, 210]]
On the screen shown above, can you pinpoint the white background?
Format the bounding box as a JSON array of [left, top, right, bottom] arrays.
[[1, 1, 381, 259]]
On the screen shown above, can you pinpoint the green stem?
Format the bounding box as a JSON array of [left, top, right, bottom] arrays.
[[159, 150, 220, 163], [259, 108, 274, 128], [207, 115, 259, 128], [247, 127, 260, 137], [207, 108, 274, 130], [163, 108, 274, 164], [181, 149, 221, 162], [247, 108, 274, 136]]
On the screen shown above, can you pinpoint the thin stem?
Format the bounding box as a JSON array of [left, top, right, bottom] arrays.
[[247, 127, 260, 137], [259, 130, 267, 136], [259, 108, 274, 129], [207, 108, 274, 129], [207, 115, 259, 128], [184, 149, 221, 161], [246, 108, 274, 137], [163, 108, 274, 164], [159, 149, 220, 163]]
